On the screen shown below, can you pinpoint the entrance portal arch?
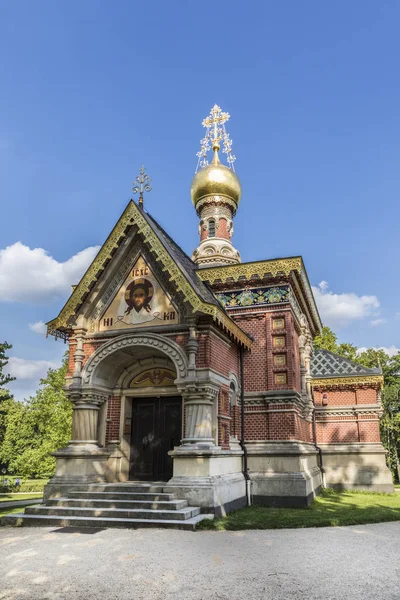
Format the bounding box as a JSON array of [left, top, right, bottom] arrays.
[[81, 332, 188, 389], [77, 332, 189, 481]]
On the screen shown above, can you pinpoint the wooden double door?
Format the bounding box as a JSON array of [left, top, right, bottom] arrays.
[[129, 397, 182, 480]]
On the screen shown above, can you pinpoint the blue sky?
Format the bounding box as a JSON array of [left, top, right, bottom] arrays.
[[1, 1, 399, 400]]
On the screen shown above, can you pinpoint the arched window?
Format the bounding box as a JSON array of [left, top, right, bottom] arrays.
[[229, 381, 237, 407], [229, 381, 238, 439], [208, 219, 216, 237]]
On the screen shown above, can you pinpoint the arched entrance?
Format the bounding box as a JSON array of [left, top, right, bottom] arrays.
[[80, 333, 188, 481]]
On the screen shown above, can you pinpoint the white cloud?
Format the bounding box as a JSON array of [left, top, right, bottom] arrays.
[[357, 346, 400, 357], [370, 318, 387, 327], [28, 321, 47, 335], [0, 242, 100, 303], [312, 281, 380, 329], [6, 357, 59, 380]]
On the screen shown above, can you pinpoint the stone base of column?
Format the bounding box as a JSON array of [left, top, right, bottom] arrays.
[[45, 444, 110, 495], [165, 447, 246, 516]]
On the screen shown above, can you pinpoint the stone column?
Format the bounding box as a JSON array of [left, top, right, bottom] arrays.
[[70, 393, 103, 446], [49, 389, 110, 487], [298, 314, 314, 420], [72, 327, 86, 387], [181, 385, 218, 448]]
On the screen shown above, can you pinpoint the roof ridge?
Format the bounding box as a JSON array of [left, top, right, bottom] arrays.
[[144, 210, 195, 265]]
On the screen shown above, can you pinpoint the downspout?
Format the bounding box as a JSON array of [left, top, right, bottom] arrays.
[[239, 346, 252, 505], [312, 394, 326, 488]]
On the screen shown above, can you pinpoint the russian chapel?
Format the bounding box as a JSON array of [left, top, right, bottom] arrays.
[[13, 106, 393, 526]]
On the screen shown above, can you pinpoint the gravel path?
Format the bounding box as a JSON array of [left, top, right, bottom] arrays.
[[0, 522, 399, 600]]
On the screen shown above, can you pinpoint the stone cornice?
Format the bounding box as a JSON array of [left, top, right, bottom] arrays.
[[315, 404, 382, 417], [312, 375, 383, 389]]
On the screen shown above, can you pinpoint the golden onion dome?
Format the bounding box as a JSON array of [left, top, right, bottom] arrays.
[[191, 147, 242, 211]]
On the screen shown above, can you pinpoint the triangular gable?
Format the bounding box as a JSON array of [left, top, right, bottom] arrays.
[[47, 200, 252, 348], [98, 255, 179, 332]]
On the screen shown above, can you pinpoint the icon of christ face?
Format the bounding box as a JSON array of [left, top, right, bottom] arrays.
[[125, 278, 154, 314], [132, 286, 146, 310]]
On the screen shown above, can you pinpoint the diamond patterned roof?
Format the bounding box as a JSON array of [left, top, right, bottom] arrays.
[[311, 349, 382, 378]]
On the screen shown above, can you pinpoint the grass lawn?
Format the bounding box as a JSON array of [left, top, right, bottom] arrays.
[[0, 494, 43, 503], [197, 488, 400, 531], [0, 506, 30, 519], [0, 478, 48, 493]]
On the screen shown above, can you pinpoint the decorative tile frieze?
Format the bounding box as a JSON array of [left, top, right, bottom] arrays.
[[216, 285, 290, 309]]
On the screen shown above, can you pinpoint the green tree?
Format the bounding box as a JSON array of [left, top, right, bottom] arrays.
[[314, 326, 339, 353], [356, 348, 400, 387], [0, 356, 72, 478], [0, 341, 15, 399], [0, 342, 16, 472], [313, 326, 358, 361]]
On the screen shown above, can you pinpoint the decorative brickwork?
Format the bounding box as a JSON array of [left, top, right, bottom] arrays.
[[106, 396, 121, 444]]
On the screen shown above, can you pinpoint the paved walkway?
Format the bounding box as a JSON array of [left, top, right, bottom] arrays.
[[0, 522, 399, 600]]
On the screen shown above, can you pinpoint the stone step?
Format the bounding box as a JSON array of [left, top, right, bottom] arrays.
[[71, 484, 166, 494], [25, 505, 201, 521], [1, 512, 214, 531], [66, 491, 175, 501], [47, 498, 188, 510]]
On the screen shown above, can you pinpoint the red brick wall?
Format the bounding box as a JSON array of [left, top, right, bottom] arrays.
[[197, 330, 239, 378], [243, 403, 312, 442], [235, 314, 267, 391], [67, 341, 76, 377], [313, 385, 381, 444], [106, 395, 121, 444], [232, 309, 301, 393]]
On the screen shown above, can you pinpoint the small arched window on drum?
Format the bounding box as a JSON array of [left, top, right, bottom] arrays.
[[208, 219, 216, 237]]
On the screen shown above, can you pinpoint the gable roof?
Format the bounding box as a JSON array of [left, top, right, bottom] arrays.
[[311, 348, 383, 387], [142, 211, 219, 308], [47, 200, 252, 348]]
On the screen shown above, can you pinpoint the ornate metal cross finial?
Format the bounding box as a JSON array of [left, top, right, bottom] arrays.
[[196, 104, 236, 173], [132, 165, 152, 208]]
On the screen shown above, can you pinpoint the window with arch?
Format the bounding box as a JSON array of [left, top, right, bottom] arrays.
[[229, 381, 238, 407], [229, 380, 238, 439], [208, 219, 216, 237]]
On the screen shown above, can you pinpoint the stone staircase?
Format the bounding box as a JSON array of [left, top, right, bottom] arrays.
[[1, 482, 214, 531]]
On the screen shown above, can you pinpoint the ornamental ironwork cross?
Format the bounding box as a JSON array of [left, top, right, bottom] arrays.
[[196, 104, 236, 172], [132, 165, 152, 207]]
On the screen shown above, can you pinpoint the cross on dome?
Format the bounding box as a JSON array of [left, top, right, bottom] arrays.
[[196, 104, 236, 172]]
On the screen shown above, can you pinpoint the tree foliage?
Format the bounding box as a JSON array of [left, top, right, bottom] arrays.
[[0, 341, 15, 398], [314, 327, 358, 361], [0, 355, 72, 478], [0, 342, 15, 472]]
